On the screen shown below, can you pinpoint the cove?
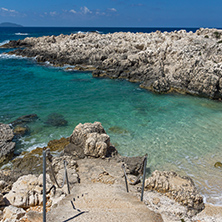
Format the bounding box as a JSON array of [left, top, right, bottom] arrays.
[[1, 56, 222, 205]]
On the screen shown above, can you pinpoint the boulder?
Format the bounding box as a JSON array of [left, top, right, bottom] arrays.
[[50, 156, 79, 187], [122, 156, 146, 176], [0, 123, 15, 165], [69, 122, 110, 158], [0, 170, 23, 194], [84, 132, 110, 158], [4, 174, 53, 209], [145, 170, 204, 215], [2, 205, 25, 221]]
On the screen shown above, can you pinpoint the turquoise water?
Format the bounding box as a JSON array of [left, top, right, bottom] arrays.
[[1, 27, 222, 205]]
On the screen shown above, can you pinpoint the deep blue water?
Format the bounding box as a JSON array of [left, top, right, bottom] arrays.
[[1, 27, 222, 205]]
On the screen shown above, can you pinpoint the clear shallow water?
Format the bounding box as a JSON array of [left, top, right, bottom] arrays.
[[1, 27, 222, 205]]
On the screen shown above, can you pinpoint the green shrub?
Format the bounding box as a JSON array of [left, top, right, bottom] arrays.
[[214, 31, 221, 39]]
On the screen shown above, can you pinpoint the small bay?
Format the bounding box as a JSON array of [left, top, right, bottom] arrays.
[[1, 27, 222, 205]]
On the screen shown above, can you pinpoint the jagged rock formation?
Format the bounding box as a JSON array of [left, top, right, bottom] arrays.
[[0, 123, 15, 165], [145, 170, 204, 215], [2, 28, 222, 99], [4, 174, 52, 208], [68, 122, 112, 158]]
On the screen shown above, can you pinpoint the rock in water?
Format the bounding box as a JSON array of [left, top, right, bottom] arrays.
[[145, 170, 204, 215], [214, 161, 222, 168], [44, 113, 68, 127], [10, 114, 39, 127], [13, 125, 30, 137], [0, 124, 15, 165]]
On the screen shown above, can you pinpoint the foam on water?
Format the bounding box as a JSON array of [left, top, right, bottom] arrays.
[[0, 53, 24, 59], [15, 33, 29, 36], [0, 40, 9, 46]]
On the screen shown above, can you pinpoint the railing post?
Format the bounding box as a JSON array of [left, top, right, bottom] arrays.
[[141, 154, 147, 202], [121, 164, 129, 193], [64, 160, 70, 194], [43, 149, 47, 222]]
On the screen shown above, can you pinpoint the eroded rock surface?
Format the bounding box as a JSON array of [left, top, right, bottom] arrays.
[[4, 174, 52, 208], [0, 123, 15, 165], [145, 170, 204, 215], [68, 122, 112, 158], [3, 28, 222, 99]]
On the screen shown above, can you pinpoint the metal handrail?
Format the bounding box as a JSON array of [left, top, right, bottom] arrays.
[[121, 163, 129, 192], [43, 148, 71, 221], [141, 154, 147, 201], [121, 154, 148, 202]]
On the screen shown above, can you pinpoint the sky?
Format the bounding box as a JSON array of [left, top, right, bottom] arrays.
[[0, 0, 222, 27]]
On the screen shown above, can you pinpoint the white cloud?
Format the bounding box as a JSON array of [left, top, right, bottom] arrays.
[[50, 11, 57, 16], [108, 8, 117, 12], [81, 6, 92, 14], [0, 7, 19, 17], [96, 11, 106, 16], [1, 7, 17, 13], [1, 7, 8, 11], [70, 9, 77, 14]]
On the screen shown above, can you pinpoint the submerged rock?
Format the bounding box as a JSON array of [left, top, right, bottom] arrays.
[[44, 113, 68, 127], [108, 126, 129, 134], [10, 114, 39, 127], [13, 125, 30, 137], [214, 161, 222, 168]]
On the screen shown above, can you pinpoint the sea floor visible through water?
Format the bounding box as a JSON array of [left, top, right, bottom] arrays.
[[1, 27, 222, 206]]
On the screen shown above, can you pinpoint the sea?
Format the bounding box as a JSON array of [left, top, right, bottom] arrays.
[[1, 27, 222, 206]]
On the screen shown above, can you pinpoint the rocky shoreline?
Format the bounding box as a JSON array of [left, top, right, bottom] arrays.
[[0, 121, 222, 221], [2, 28, 222, 99]]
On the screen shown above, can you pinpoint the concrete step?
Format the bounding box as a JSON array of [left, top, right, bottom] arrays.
[[46, 183, 163, 222]]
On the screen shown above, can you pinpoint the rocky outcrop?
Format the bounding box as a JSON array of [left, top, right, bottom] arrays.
[[2, 205, 25, 222], [11, 137, 70, 175], [68, 122, 112, 158], [0, 123, 15, 165], [50, 156, 79, 187], [145, 170, 204, 215], [4, 174, 53, 208], [122, 156, 146, 176], [3, 28, 222, 99]]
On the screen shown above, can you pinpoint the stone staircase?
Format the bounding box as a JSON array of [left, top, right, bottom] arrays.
[[46, 182, 163, 222], [46, 158, 163, 222]]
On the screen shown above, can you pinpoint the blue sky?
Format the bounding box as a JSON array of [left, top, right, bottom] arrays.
[[0, 0, 222, 27]]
